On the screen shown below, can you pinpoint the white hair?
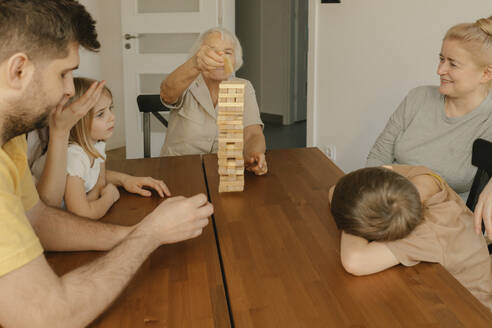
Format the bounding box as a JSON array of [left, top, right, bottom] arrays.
[[189, 27, 243, 72]]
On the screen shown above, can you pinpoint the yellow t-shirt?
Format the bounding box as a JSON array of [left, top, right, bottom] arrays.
[[0, 135, 43, 277]]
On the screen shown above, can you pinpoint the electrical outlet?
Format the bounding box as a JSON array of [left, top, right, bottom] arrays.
[[322, 145, 336, 161]]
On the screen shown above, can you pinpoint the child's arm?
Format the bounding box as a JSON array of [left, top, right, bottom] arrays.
[[409, 174, 441, 202], [36, 81, 106, 207], [64, 171, 119, 220], [340, 231, 399, 276], [106, 169, 171, 197]]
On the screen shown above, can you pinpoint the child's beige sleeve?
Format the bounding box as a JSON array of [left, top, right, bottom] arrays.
[[384, 222, 443, 266]]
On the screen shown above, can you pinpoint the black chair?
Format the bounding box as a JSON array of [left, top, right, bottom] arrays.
[[136, 94, 170, 158], [466, 138, 492, 253]]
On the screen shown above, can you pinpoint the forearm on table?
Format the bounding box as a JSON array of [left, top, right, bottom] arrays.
[[106, 170, 129, 187], [36, 131, 70, 207], [29, 203, 133, 251], [244, 127, 266, 156], [0, 227, 157, 328], [79, 193, 116, 220], [58, 227, 157, 327], [340, 231, 399, 276], [160, 58, 200, 104]]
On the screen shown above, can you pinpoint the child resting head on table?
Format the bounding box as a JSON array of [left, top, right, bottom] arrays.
[[329, 165, 492, 311]]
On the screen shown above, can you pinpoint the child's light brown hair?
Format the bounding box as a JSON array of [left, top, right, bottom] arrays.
[[69, 77, 112, 160], [330, 167, 423, 241]]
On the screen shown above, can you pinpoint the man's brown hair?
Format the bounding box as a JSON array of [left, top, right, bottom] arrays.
[[330, 167, 423, 241], [0, 0, 100, 62]]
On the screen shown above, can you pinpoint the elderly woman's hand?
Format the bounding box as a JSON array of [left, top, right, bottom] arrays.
[[245, 152, 268, 176], [194, 44, 225, 73], [474, 178, 492, 240]]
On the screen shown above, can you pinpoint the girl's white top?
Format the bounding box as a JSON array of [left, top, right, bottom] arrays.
[[65, 142, 106, 193]]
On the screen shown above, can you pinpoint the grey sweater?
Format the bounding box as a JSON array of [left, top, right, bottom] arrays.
[[367, 86, 492, 195]]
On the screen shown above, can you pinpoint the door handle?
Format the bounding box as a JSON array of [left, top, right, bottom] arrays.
[[124, 33, 138, 40]]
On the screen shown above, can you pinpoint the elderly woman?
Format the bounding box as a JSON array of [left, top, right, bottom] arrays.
[[159, 27, 267, 175], [367, 16, 492, 236]]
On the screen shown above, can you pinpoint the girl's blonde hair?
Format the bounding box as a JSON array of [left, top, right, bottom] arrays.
[[69, 77, 112, 160], [444, 16, 492, 88]]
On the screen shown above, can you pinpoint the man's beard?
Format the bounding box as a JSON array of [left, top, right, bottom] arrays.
[[1, 108, 50, 143], [1, 72, 55, 143]]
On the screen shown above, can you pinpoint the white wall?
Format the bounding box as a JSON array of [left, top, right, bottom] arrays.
[[77, 0, 125, 151], [236, 0, 293, 123], [309, 0, 492, 172], [78, 0, 235, 154]]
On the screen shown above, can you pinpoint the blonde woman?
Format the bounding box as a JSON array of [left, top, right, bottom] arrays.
[[62, 78, 170, 219], [366, 16, 492, 237], [159, 27, 267, 175]]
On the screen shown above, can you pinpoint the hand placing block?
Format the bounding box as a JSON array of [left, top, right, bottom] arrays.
[[217, 81, 245, 192]]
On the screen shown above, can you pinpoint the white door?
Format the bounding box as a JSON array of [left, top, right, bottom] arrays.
[[121, 0, 235, 158]]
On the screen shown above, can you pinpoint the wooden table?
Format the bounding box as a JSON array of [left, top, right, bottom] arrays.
[[46, 155, 230, 327], [45, 148, 492, 327], [203, 148, 492, 327]]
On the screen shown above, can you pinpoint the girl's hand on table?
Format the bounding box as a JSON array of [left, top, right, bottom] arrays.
[[122, 176, 171, 198]]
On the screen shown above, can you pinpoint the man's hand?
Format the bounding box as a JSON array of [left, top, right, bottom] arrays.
[[139, 194, 212, 246], [245, 152, 268, 175], [50, 80, 106, 137], [122, 176, 171, 198], [474, 178, 492, 239]]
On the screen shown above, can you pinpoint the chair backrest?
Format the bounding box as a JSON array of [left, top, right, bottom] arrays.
[[136, 94, 169, 113], [466, 139, 492, 211], [136, 94, 171, 158]]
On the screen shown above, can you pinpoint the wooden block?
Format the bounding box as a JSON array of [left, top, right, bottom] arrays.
[[219, 167, 244, 175], [218, 108, 244, 114], [218, 159, 244, 167], [220, 180, 244, 187], [218, 130, 244, 135], [218, 94, 244, 100], [218, 135, 243, 143], [217, 120, 243, 125], [219, 82, 245, 89], [219, 175, 244, 182], [218, 142, 243, 150], [219, 183, 244, 193], [217, 119, 243, 124], [218, 127, 243, 133], [217, 107, 244, 113], [224, 55, 233, 75], [218, 150, 243, 158], [217, 102, 244, 107]]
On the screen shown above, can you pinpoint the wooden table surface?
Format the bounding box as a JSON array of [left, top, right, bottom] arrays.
[[203, 147, 492, 327], [46, 155, 230, 328]]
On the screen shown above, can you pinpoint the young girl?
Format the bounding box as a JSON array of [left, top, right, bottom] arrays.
[[63, 77, 170, 219], [29, 79, 107, 207]]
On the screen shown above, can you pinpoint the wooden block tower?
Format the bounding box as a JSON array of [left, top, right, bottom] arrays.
[[217, 81, 245, 192]]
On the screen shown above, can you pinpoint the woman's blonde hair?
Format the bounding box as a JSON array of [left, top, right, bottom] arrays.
[[444, 16, 492, 87], [68, 77, 112, 160]]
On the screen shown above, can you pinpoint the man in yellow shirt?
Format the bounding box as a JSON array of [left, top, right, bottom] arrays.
[[0, 1, 213, 327]]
